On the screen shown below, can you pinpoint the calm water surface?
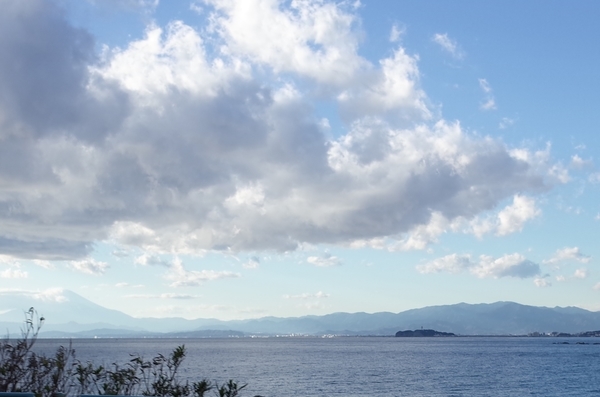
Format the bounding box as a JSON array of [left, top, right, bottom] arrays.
[[34, 337, 600, 396]]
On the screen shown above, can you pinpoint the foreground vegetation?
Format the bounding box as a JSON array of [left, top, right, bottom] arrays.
[[0, 309, 260, 397]]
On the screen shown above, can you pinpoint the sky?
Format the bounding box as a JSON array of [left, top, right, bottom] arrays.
[[1, 0, 600, 321]]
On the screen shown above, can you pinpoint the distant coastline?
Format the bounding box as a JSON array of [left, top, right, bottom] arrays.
[[5, 294, 600, 338]]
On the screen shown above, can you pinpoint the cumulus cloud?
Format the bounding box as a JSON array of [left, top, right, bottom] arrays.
[[417, 253, 541, 279], [416, 253, 473, 275], [473, 254, 540, 279], [432, 33, 463, 59], [570, 155, 592, 169], [70, 258, 110, 275], [0, 257, 28, 278], [337, 48, 431, 123], [307, 253, 341, 267], [390, 212, 449, 251], [0, 0, 556, 263], [135, 253, 171, 267], [496, 195, 541, 235], [468, 195, 541, 238], [0, 268, 28, 279], [534, 276, 551, 288], [548, 163, 570, 184], [0, 0, 128, 142], [556, 268, 590, 282], [165, 258, 240, 287], [204, 0, 366, 86], [376, 195, 540, 251], [544, 247, 591, 265]]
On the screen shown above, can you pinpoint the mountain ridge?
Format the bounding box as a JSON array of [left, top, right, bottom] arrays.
[[1, 290, 599, 337]]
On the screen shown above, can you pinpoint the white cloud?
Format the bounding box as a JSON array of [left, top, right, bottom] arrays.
[[33, 288, 69, 302], [570, 154, 592, 169], [589, 172, 600, 184], [165, 258, 240, 287], [283, 291, 330, 299], [307, 253, 340, 267], [0, 268, 28, 279], [480, 98, 496, 111], [0, 0, 551, 262], [548, 268, 589, 283], [534, 276, 551, 288], [555, 270, 590, 282], [416, 253, 473, 274], [0, 288, 68, 302], [204, 0, 367, 86], [115, 282, 144, 288], [242, 256, 260, 269], [544, 247, 591, 265], [548, 163, 570, 183], [478, 78, 496, 110], [499, 117, 515, 129], [391, 212, 449, 251], [417, 253, 540, 279], [70, 258, 110, 275], [496, 195, 541, 236], [473, 254, 540, 279], [338, 47, 430, 123], [372, 195, 541, 251], [190, 1, 204, 14], [432, 33, 463, 59], [99, 21, 240, 98], [389, 24, 405, 43], [135, 253, 171, 267], [478, 78, 492, 93], [33, 260, 54, 269], [125, 293, 199, 299], [467, 195, 541, 238], [0, 256, 21, 267]]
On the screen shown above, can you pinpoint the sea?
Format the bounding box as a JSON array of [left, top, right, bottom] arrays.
[[32, 337, 600, 397]]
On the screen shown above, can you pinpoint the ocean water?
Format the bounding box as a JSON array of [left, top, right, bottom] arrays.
[[33, 337, 600, 396]]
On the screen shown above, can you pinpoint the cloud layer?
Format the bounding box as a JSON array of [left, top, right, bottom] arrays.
[[0, 0, 552, 261], [417, 253, 541, 279]]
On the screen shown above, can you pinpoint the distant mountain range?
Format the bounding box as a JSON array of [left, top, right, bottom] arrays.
[[1, 290, 599, 337]]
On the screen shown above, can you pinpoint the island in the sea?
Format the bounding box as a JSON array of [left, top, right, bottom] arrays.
[[395, 329, 456, 337]]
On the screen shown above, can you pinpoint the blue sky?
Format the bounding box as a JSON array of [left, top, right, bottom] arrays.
[[1, 0, 599, 320]]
